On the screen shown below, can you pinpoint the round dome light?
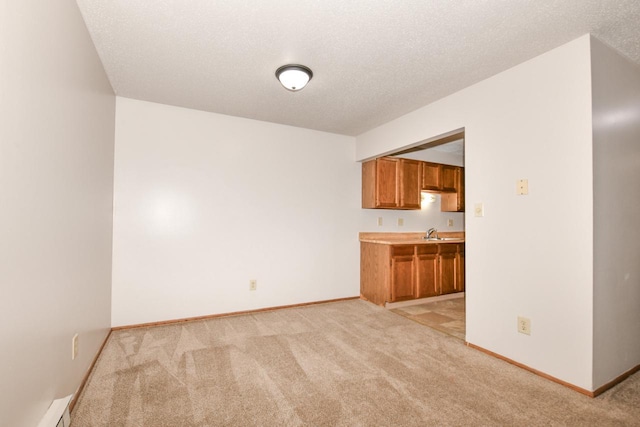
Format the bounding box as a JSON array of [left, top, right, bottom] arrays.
[[275, 64, 313, 91]]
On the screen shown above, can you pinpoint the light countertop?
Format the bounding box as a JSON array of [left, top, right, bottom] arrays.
[[359, 232, 465, 245]]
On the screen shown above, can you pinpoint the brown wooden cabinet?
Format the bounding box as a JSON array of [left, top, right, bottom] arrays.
[[457, 168, 465, 212], [441, 166, 464, 212], [415, 245, 439, 298], [361, 241, 465, 305], [362, 157, 421, 209], [456, 244, 465, 292], [421, 162, 442, 191], [398, 159, 421, 209], [441, 165, 457, 192], [438, 244, 458, 295], [363, 157, 464, 212], [365, 157, 397, 208], [390, 246, 416, 302]]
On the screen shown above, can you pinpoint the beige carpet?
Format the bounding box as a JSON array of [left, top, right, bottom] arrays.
[[72, 300, 640, 426]]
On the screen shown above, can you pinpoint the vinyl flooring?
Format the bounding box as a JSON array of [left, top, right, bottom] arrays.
[[390, 296, 465, 340]]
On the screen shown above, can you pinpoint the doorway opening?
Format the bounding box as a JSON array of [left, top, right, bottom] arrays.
[[388, 129, 466, 340]]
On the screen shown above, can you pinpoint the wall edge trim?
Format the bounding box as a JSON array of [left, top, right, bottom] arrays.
[[69, 329, 112, 413], [593, 364, 640, 397], [111, 296, 360, 331], [466, 342, 595, 397]]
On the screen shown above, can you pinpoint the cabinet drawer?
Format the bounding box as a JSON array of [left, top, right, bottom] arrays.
[[439, 244, 459, 254], [416, 245, 438, 255], [391, 245, 415, 257]]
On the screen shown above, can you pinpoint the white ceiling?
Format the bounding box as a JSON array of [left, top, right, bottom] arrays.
[[76, 0, 640, 136], [432, 139, 464, 156]]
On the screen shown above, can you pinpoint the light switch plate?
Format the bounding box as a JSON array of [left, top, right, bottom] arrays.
[[474, 203, 484, 217], [72, 334, 79, 360], [397, 218, 404, 226], [377, 217, 383, 226]]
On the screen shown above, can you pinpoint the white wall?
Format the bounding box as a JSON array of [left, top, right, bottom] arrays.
[[112, 98, 361, 326], [357, 36, 595, 389], [359, 194, 465, 234], [0, 1, 115, 426], [591, 38, 640, 388]]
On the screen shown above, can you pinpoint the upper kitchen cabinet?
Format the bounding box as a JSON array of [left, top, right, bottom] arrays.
[[362, 157, 421, 209], [440, 165, 458, 192], [362, 156, 463, 212], [363, 157, 397, 208], [441, 166, 465, 212], [421, 161, 442, 191], [399, 159, 421, 208]]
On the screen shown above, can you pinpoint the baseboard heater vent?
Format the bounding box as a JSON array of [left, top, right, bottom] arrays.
[[38, 395, 72, 427]]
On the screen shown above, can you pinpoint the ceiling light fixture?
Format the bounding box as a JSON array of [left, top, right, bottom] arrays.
[[275, 64, 313, 91]]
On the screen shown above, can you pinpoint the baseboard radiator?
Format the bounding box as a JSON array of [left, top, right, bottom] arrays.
[[37, 395, 72, 427]]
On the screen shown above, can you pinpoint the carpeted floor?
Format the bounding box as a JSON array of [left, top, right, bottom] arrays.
[[72, 300, 640, 426]]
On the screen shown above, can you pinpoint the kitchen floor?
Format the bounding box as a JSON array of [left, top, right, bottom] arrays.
[[390, 296, 465, 340]]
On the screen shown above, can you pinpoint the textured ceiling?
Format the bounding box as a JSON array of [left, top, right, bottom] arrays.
[[76, 0, 640, 136]]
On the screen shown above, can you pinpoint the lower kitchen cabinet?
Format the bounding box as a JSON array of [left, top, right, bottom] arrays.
[[439, 244, 458, 295], [390, 246, 416, 302], [361, 242, 465, 306], [456, 244, 465, 292], [415, 245, 439, 298]]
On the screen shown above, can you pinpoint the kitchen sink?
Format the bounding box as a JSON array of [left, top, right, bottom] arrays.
[[423, 237, 463, 241]]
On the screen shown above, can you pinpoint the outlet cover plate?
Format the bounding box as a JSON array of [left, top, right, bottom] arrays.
[[517, 179, 529, 195], [517, 316, 531, 335]]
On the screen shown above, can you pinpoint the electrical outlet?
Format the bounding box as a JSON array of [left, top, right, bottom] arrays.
[[249, 280, 257, 291], [517, 179, 529, 195], [517, 316, 531, 335], [377, 217, 383, 226], [447, 219, 454, 227], [72, 333, 79, 360], [397, 218, 404, 226]]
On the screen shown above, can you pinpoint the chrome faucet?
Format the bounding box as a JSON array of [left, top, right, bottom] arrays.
[[426, 227, 438, 240]]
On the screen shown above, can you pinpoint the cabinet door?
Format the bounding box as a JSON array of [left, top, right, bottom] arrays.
[[416, 245, 439, 298], [441, 166, 465, 213], [390, 246, 415, 302], [456, 168, 465, 212], [441, 165, 457, 192], [376, 157, 399, 208], [439, 245, 457, 295], [361, 160, 377, 208], [421, 162, 442, 191], [440, 193, 457, 212], [398, 159, 421, 209], [362, 157, 424, 210], [456, 244, 465, 292]]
